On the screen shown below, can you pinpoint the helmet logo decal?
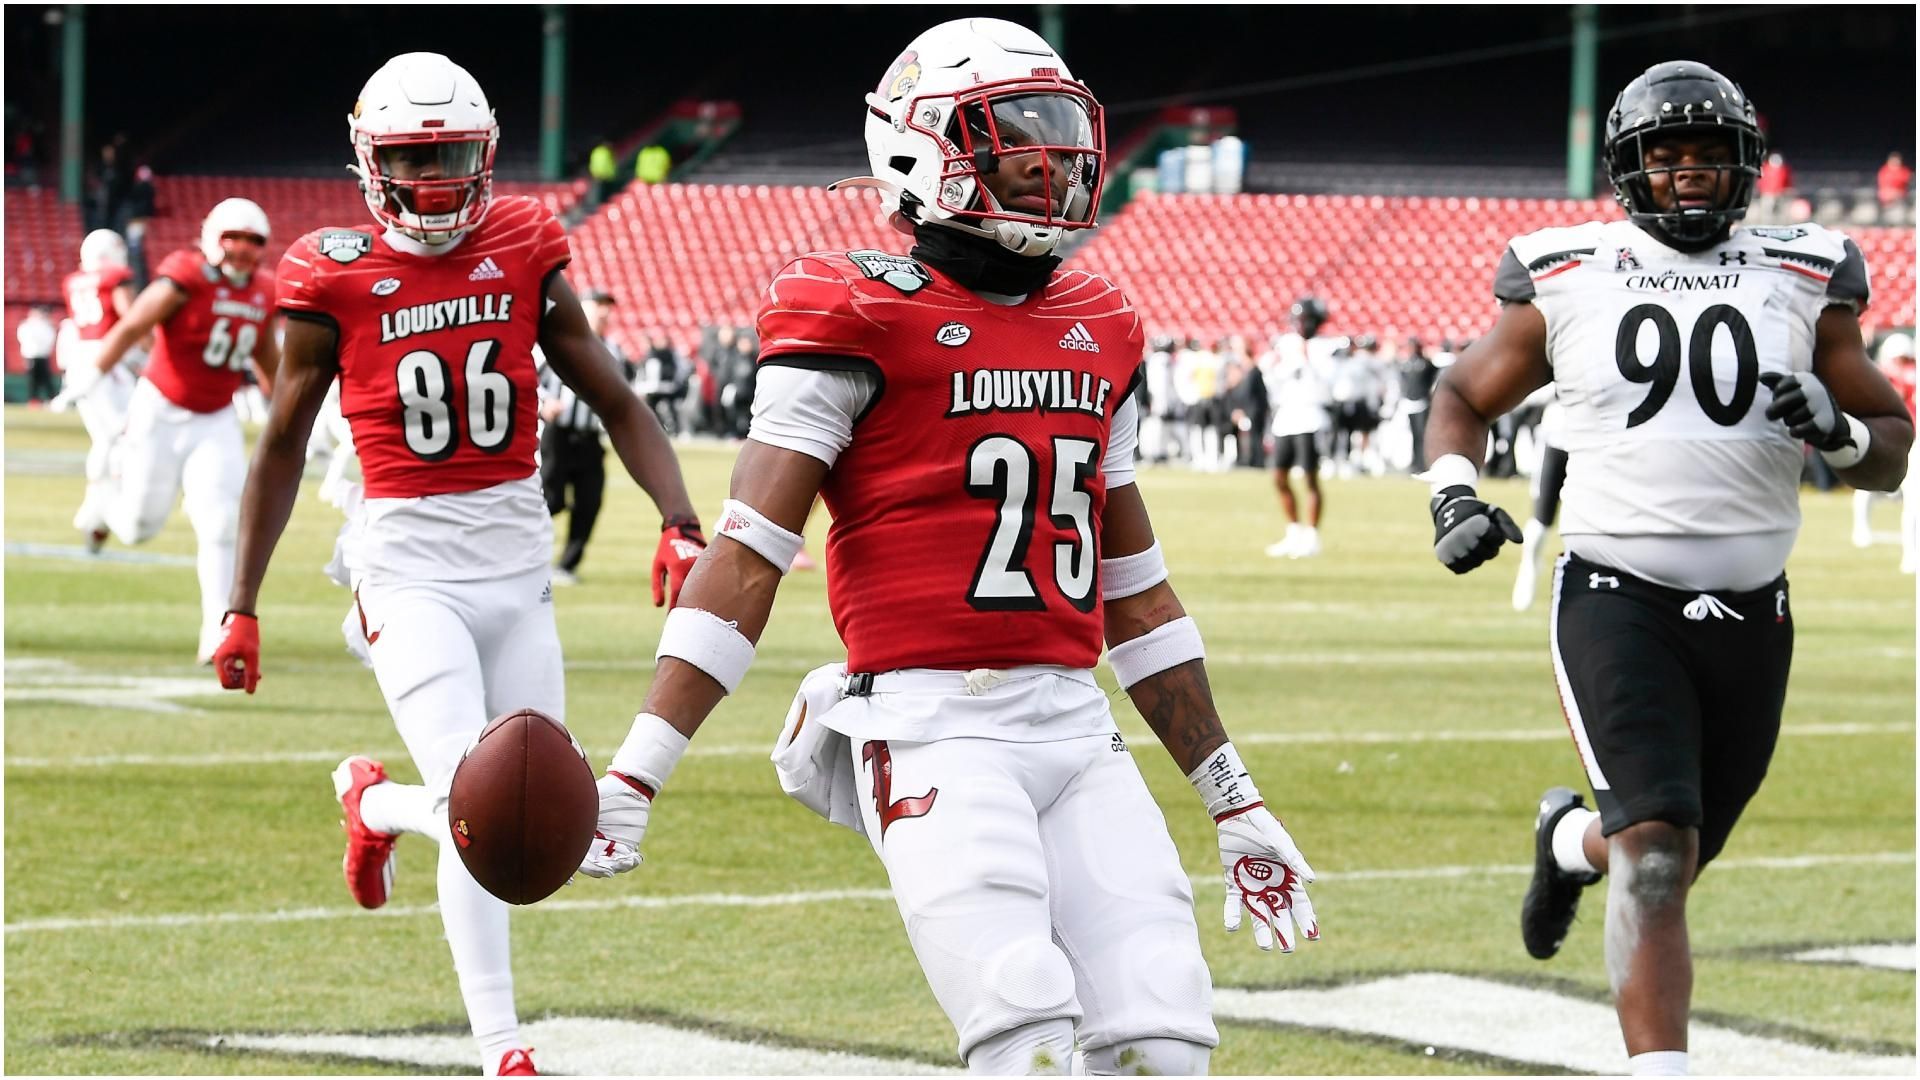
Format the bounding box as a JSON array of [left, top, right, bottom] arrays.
[[880, 50, 921, 102]]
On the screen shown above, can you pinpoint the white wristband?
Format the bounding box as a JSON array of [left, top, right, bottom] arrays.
[[1107, 615, 1205, 690], [609, 712, 689, 792], [656, 607, 756, 694], [716, 498, 806, 575], [1422, 453, 1479, 498], [1186, 741, 1266, 822], [1819, 414, 1871, 470], [1101, 541, 1170, 601]]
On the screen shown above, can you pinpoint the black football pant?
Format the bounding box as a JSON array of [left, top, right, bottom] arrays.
[[541, 426, 606, 574]]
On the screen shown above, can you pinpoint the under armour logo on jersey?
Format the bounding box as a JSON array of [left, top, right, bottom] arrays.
[[1589, 572, 1620, 590], [1719, 251, 1748, 266], [1058, 321, 1101, 352], [468, 257, 505, 282]]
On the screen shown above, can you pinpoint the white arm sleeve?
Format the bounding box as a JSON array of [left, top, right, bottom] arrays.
[[747, 364, 880, 467], [1105, 395, 1140, 488]]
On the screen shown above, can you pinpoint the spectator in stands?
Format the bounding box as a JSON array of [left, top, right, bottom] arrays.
[[712, 323, 757, 437], [635, 326, 688, 435], [1877, 151, 1912, 220], [1398, 337, 1438, 472], [589, 137, 618, 207], [1755, 149, 1793, 223], [86, 143, 119, 233], [125, 165, 157, 287], [636, 144, 672, 185], [17, 305, 58, 405], [1223, 352, 1269, 468]]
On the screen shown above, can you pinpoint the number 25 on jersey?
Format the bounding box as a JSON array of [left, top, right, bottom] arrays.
[[965, 434, 1098, 614]]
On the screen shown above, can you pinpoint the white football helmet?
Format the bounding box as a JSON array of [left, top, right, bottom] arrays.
[[79, 229, 128, 272], [199, 197, 272, 285], [349, 52, 498, 245], [849, 18, 1106, 258]]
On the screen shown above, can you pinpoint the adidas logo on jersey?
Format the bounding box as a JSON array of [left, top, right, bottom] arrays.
[[468, 257, 505, 282], [1058, 322, 1100, 353]]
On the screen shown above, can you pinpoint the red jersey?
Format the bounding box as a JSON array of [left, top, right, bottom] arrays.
[[145, 249, 275, 413], [63, 266, 133, 340], [276, 196, 570, 499], [757, 250, 1144, 674]]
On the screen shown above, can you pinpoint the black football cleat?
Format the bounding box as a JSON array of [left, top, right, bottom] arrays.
[[1522, 786, 1602, 960]]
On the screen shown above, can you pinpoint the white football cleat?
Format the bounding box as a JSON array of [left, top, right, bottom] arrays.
[[332, 756, 398, 909], [1287, 526, 1321, 559]]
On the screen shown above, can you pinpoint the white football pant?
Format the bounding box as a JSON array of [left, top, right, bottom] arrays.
[[105, 378, 244, 650], [851, 730, 1217, 1072], [68, 350, 136, 535], [352, 563, 564, 1071]]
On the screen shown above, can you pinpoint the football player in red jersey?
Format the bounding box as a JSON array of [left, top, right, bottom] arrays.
[[55, 229, 141, 553], [209, 53, 702, 1078], [576, 20, 1318, 1075], [79, 199, 280, 662]]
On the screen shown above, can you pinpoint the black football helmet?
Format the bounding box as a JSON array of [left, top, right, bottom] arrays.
[[1604, 60, 1764, 253], [1291, 296, 1328, 337]]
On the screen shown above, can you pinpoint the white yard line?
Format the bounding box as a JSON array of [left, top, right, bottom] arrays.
[[8, 851, 1910, 936], [10, 721, 1908, 769], [1214, 974, 1914, 1075]]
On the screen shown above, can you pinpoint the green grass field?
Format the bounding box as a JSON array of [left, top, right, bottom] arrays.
[[5, 405, 1913, 1075]]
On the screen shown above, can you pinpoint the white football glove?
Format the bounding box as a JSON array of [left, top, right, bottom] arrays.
[[1218, 805, 1319, 953], [577, 772, 652, 878]]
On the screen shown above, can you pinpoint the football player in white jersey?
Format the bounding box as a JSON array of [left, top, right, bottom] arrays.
[[1422, 61, 1910, 1076]]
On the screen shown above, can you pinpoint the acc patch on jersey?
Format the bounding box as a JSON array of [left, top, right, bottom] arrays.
[[319, 231, 373, 264], [847, 249, 931, 294]]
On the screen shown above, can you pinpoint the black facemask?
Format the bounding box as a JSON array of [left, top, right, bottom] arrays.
[[911, 223, 1061, 297]]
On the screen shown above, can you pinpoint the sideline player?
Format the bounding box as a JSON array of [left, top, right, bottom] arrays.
[[80, 199, 281, 663], [1423, 61, 1911, 1076], [209, 53, 704, 1076], [1264, 298, 1334, 557], [55, 229, 142, 552], [577, 20, 1318, 1075]]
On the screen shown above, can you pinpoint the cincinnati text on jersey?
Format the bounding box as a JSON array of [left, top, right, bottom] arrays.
[[1624, 271, 1744, 293], [945, 367, 1114, 419], [378, 294, 517, 343]]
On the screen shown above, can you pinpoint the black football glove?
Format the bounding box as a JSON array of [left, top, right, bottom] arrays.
[[1430, 485, 1523, 574], [1759, 371, 1853, 453]]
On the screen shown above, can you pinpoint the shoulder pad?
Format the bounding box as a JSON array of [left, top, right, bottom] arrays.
[[757, 254, 877, 362], [1506, 221, 1609, 273]]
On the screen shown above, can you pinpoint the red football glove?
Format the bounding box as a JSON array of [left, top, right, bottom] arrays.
[[212, 611, 262, 694], [652, 516, 706, 608]]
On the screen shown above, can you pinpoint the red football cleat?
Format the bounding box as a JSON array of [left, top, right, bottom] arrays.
[[331, 756, 398, 910], [497, 1048, 538, 1075]]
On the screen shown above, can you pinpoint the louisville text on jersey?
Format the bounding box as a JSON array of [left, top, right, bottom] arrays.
[[945, 367, 1114, 419], [378, 293, 516, 343], [210, 297, 271, 323]]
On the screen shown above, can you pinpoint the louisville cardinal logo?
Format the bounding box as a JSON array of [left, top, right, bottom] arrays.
[[861, 740, 937, 836]]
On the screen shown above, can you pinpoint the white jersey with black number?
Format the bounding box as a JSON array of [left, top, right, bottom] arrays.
[[1496, 221, 1870, 560]]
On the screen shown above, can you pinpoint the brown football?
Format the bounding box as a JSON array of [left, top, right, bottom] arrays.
[[447, 708, 598, 905]]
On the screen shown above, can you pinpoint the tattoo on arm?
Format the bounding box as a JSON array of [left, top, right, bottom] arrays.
[[1129, 659, 1228, 774]]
